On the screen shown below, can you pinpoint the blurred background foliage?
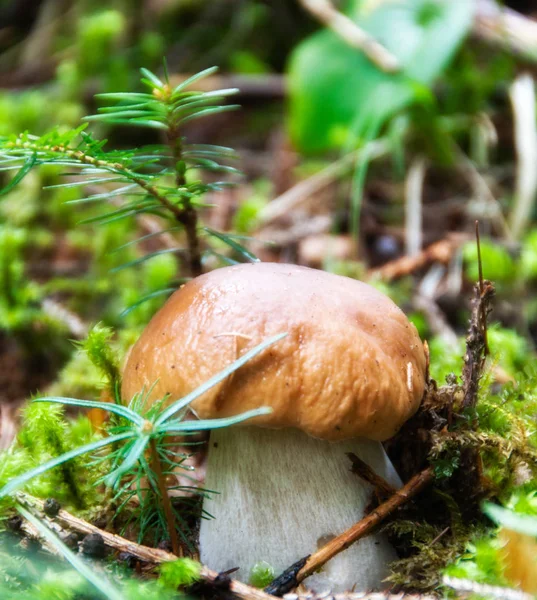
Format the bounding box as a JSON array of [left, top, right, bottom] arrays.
[[3, 0, 537, 597]]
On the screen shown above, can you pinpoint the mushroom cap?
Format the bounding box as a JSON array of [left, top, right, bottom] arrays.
[[121, 263, 426, 441]]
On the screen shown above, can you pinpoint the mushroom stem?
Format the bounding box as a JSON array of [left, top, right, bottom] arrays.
[[199, 427, 401, 592]]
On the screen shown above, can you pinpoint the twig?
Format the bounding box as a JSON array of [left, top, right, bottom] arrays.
[[41, 298, 89, 339], [509, 73, 537, 239], [456, 148, 512, 241], [258, 216, 332, 247], [16, 493, 275, 600], [461, 279, 495, 409], [298, 0, 400, 73], [258, 140, 389, 227], [368, 234, 468, 282], [413, 294, 458, 348], [473, 0, 537, 63], [404, 157, 426, 258], [266, 467, 435, 596], [475, 222, 489, 357], [346, 452, 397, 497], [443, 575, 533, 600]]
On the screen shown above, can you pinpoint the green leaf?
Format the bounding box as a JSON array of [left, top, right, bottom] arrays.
[[32, 396, 144, 427], [0, 153, 37, 196], [155, 332, 287, 426], [204, 227, 259, 263], [288, 0, 474, 152], [17, 505, 125, 600], [0, 432, 133, 498], [159, 407, 272, 434]]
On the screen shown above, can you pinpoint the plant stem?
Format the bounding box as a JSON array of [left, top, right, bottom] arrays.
[[167, 122, 202, 277], [149, 438, 180, 555]]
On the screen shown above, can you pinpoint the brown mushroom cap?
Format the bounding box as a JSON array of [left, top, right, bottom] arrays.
[[121, 263, 426, 441]]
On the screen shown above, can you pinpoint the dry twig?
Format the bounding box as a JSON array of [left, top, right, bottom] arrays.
[[346, 452, 397, 498], [16, 493, 274, 600], [461, 279, 495, 409], [266, 468, 435, 596], [258, 141, 389, 227], [368, 234, 468, 282], [298, 0, 399, 73], [474, 0, 537, 63]]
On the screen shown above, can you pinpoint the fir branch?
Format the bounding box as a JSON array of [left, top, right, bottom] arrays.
[[3, 136, 186, 222]]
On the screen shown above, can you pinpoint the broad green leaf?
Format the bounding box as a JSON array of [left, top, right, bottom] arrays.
[[288, 0, 474, 153]]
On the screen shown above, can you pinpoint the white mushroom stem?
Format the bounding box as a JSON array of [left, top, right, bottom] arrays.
[[199, 427, 402, 593]]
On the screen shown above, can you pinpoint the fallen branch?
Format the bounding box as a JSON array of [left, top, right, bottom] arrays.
[[282, 594, 438, 600], [474, 0, 537, 63], [15, 493, 274, 600], [368, 234, 468, 282], [298, 0, 399, 73], [258, 140, 389, 227], [266, 467, 435, 596]]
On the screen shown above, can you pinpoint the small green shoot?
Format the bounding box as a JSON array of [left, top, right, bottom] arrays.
[[0, 332, 286, 553]]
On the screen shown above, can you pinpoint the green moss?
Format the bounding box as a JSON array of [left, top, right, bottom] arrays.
[[158, 558, 201, 590]]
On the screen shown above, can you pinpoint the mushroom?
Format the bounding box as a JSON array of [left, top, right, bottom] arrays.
[[121, 263, 426, 592]]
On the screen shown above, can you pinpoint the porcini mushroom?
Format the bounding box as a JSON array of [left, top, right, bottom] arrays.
[[122, 263, 426, 592]]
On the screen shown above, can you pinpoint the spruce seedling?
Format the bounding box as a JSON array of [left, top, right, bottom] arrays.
[[0, 333, 285, 554], [0, 65, 258, 294]]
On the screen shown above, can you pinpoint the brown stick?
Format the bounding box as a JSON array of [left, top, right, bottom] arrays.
[[461, 280, 495, 409], [473, 0, 537, 63], [298, 0, 400, 73], [368, 234, 469, 282], [297, 467, 434, 582], [267, 467, 435, 595], [16, 502, 443, 600], [16, 492, 274, 600], [346, 452, 397, 497]]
